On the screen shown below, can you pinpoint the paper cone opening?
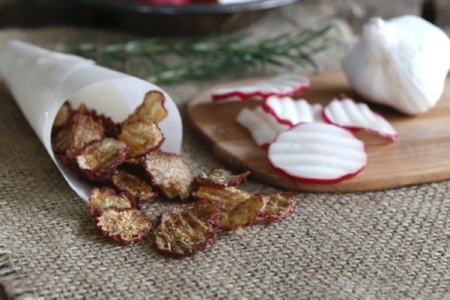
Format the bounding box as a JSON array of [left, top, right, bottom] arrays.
[[0, 40, 183, 202]]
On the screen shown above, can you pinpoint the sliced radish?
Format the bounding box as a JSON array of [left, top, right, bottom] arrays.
[[212, 74, 310, 102], [262, 96, 323, 127], [322, 98, 397, 140], [268, 122, 367, 184], [236, 106, 289, 149]]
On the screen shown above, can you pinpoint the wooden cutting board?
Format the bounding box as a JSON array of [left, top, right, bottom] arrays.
[[186, 71, 450, 192]]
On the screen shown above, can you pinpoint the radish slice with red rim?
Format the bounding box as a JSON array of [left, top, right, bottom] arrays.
[[268, 122, 367, 184], [322, 98, 397, 140], [236, 106, 290, 148], [262, 96, 324, 127], [212, 74, 310, 102]]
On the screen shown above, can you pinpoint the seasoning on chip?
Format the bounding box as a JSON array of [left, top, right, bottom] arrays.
[[76, 138, 129, 182], [89, 187, 136, 217], [195, 168, 250, 187], [143, 150, 194, 200], [110, 169, 158, 203], [154, 211, 216, 258], [96, 208, 152, 244]]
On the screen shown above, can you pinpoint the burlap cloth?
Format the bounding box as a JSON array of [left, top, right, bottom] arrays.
[[1, 0, 450, 299]]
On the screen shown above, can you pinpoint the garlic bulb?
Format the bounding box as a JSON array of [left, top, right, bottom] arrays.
[[342, 15, 450, 115]]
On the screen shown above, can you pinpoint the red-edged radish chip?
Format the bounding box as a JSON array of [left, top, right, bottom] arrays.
[[154, 211, 216, 258], [212, 74, 310, 102], [53, 102, 73, 128], [268, 122, 367, 184], [195, 168, 250, 187], [262, 96, 323, 127], [124, 90, 168, 125], [67, 113, 104, 159], [256, 192, 296, 222], [96, 207, 152, 245], [236, 106, 289, 148], [76, 138, 129, 183], [118, 121, 164, 159], [89, 187, 136, 217], [171, 199, 222, 225], [192, 185, 263, 231], [143, 150, 195, 200], [110, 169, 158, 203], [322, 98, 397, 140]]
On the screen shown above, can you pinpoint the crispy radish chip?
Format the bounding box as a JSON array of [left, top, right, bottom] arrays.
[[171, 199, 223, 225], [110, 169, 158, 202], [236, 106, 289, 148], [67, 113, 104, 159], [53, 102, 73, 128], [124, 91, 168, 125], [268, 122, 367, 184], [75, 103, 90, 115], [119, 121, 164, 159], [96, 208, 152, 245], [322, 97, 397, 140], [193, 186, 263, 231], [193, 185, 251, 204], [195, 168, 250, 187], [143, 151, 195, 200], [256, 193, 296, 222], [93, 113, 121, 138], [52, 126, 72, 155], [262, 96, 324, 127], [154, 211, 216, 258], [215, 194, 263, 231], [76, 138, 129, 182], [212, 74, 310, 102], [89, 187, 136, 216]]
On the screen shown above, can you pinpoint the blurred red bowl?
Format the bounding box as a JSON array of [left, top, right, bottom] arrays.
[[72, 0, 301, 36]]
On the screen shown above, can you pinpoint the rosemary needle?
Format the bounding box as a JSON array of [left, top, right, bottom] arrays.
[[61, 25, 332, 84]]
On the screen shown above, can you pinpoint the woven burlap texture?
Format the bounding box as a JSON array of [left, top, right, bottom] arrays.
[[2, 1, 450, 299]]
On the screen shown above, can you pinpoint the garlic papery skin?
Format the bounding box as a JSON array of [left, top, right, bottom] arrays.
[[342, 15, 450, 115]]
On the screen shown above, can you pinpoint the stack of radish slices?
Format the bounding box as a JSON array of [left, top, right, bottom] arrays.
[[212, 74, 397, 184]]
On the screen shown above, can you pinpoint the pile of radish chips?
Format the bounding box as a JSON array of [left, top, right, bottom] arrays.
[[212, 75, 397, 184], [155, 169, 295, 258], [52, 91, 296, 257]]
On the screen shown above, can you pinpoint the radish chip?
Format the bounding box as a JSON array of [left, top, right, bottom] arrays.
[[236, 106, 289, 148], [323, 98, 397, 140], [96, 208, 152, 245], [268, 122, 367, 184], [262, 96, 323, 127], [212, 74, 310, 102], [256, 192, 296, 222], [154, 211, 216, 258]]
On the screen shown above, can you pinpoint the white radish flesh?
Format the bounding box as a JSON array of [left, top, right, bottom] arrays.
[[268, 122, 367, 184], [262, 96, 323, 126], [323, 98, 397, 140], [212, 74, 310, 102], [236, 107, 289, 148]]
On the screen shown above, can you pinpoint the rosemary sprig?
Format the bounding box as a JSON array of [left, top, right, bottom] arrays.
[[60, 25, 332, 84]]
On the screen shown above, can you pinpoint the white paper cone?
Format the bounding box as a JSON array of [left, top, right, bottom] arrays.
[[0, 40, 183, 202]]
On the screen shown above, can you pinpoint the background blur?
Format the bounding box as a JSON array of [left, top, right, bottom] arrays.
[[0, 0, 447, 36]]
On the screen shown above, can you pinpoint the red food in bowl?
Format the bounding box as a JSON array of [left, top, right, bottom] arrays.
[[137, 0, 192, 4]]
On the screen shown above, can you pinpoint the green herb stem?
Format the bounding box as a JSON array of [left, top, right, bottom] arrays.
[[61, 25, 332, 84]]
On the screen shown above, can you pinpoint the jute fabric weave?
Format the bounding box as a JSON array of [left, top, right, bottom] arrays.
[[1, 1, 450, 299]]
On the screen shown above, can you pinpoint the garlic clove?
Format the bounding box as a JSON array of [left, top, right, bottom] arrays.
[[342, 15, 450, 115]]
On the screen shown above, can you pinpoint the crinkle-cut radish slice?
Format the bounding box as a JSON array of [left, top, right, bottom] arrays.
[[322, 98, 397, 140], [268, 122, 367, 184], [212, 74, 310, 102], [262, 96, 324, 127], [236, 106, 290, 148]]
